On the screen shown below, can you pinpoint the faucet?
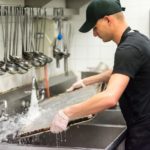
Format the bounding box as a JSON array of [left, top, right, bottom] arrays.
[[32, 77, 38, 91], [32, 77, 45, 102], [0, 100, 9, 121]]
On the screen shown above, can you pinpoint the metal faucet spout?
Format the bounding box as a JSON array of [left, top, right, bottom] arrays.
[[31, 77, 45, 102], [32, 77, 38, 90]]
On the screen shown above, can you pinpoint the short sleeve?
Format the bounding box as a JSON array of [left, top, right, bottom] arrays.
[[113, 46, 143, 78]]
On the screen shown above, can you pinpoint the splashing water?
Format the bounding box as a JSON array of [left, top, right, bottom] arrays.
[[21, 89, 41, 125], [0, 88, 43, 142], [0, 114, 24, 142]]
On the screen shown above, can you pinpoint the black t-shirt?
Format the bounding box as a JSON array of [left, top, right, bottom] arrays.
[[113, 27, 150, 127]]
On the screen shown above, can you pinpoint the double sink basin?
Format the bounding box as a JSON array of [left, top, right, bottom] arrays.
[[0, 81, 126, 150]]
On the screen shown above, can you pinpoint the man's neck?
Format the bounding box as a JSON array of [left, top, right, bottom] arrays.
[[113, 23, 128, 45]]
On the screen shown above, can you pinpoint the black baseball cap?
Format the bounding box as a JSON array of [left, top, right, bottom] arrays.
[[79, 0, 125, 33]]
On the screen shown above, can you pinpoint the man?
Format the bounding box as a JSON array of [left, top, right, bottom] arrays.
[[50, 0, 150, 149]]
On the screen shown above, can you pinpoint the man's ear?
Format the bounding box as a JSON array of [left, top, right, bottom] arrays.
[[104, 16, 112, 25], [104, 16, 109, 22]]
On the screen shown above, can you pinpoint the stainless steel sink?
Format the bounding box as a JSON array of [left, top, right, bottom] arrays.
[[87, 109, 126, 126], [18, 124, 126, 150], [0, 82, 126, 150]]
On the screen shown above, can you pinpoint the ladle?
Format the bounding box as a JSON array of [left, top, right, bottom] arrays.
[[1, 6, 18, 74], [22, 7, 43, 67], [0, 6, 6, 75], [31, 8, 48, 67], [8, 6, 28, 74], [29, 7, 47, 67], [22, 7, 34, 61], [39, 8, 53, 63]]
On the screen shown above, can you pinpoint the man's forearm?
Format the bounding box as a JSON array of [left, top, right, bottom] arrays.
[[83, 69, 112, 86], [64, 90, 116, 120]]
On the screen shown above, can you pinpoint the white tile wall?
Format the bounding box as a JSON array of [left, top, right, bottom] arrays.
[[0, 0, 150, 93], [122, 0, 150, 37], [69, 0, 150, 77]]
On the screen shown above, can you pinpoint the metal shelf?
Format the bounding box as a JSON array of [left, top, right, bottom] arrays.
[[0, 0, 24, 6]]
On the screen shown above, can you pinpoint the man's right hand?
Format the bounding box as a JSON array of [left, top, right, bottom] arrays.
[[66, 79, 86, 92]]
